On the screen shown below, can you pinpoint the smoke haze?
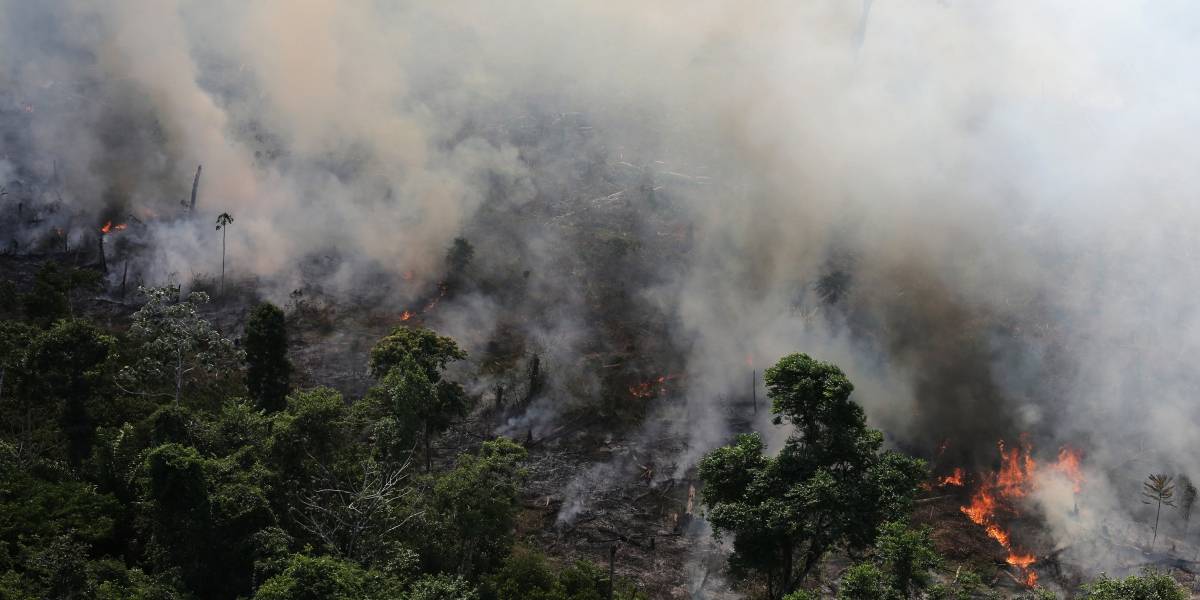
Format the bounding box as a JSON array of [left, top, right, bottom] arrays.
[[3, 0, 1199, 581]]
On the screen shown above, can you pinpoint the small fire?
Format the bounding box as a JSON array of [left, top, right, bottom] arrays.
[[424, 282, 448, 312], [628, 374, 682, 399], [99, 221, 127, 235], [398, 281, 447, 324], [939, 467, 965, 487]]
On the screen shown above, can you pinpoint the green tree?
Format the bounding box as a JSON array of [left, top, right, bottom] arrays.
[[118, 286, 243, 405], [409, 574, 479, 600], [413, 438, 527, 579], [837, 563, 891, 600], [875, 521, 939, 597], [140, 442, 278, 598], [483, 548, 558, 600], [1078, 570, 1187, 600], [1143, 474, 1176, 548], [482, 548, 645, 600], [245, 303, 292, 413], [215, 213, 234, 295], [369, 327, 467, 380], [369, 327, 469, 471], [22, 320, 116, 466], [0, 321, 32, 403], [698, 354, 926, 599], [21, 262, 99, 326], [251, 554, 404, 600], [266, 388, 356, 505]]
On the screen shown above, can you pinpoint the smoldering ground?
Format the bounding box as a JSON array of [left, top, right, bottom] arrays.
[[3, 0, 1200, 580]]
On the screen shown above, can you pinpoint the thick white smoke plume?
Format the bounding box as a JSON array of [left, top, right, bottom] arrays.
[[4, 0, 1200, 581]]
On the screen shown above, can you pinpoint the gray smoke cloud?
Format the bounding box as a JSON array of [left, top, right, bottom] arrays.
[[3, 0, 1199, 583]]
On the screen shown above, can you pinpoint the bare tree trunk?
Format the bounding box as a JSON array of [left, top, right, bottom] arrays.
[[1153, 501, 1163, 548], [190, 165, 202, 212], [220, 227, 226, 296]]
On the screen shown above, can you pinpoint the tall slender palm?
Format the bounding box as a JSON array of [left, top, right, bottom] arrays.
[[215, 212, 234, 295], [1143, 473, 1176, 548]]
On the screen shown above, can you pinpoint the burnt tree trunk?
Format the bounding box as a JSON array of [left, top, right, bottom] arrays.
[[190, 165, 202, 212]]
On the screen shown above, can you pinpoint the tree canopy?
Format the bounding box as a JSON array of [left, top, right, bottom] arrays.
[[699, 353, 926, 599]]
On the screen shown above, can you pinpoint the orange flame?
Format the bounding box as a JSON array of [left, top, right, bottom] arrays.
[[957, 438, 1043, 588], [939, 467, 964, 487], [400, 311, 414, 322], [1051, 446, 1084, 493], [100, 221, 127, 235]]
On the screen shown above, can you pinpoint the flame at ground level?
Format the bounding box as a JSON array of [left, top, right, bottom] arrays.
[[952, 439, 1084, 589], [939, 467, 964, 487]]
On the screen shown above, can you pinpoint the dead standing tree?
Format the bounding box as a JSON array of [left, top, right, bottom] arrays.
[[292, 454, 422, 567], [189, 165, 202, 212]]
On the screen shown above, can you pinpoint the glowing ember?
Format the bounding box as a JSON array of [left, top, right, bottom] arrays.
[[939, 467, 965, 487], [628, 374, 682, 399]]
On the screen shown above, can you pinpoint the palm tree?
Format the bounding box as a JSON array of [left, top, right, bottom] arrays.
[[1143, 473, 1176, 548], [215, 212, 234, 295]]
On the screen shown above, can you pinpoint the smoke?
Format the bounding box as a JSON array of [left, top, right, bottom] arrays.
[[4, 0, 1200, 580]]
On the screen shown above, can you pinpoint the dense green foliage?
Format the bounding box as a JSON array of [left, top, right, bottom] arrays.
[[245, 302, 292, 413], [369, 326, 471, 470], [1077, 570, 1188, 599], [482, 548, 645, 600], [698, 353, 927, 598], [0, 263, 625, 599]]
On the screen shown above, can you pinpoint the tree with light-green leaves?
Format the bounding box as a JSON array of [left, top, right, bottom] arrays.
[[117, 285, 243, 405]]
